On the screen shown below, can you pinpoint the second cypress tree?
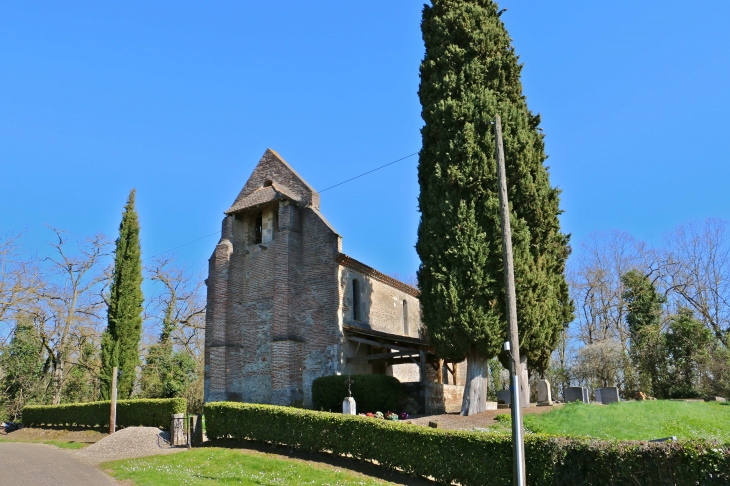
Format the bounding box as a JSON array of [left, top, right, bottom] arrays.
[[417, 0, 573, 414], [100, 189, 144, 399]]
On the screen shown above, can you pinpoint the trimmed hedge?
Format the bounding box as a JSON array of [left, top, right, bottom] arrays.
[[22, 398, 186, 429], [204, 402, 730, 486], [312, 374, 402, 413]]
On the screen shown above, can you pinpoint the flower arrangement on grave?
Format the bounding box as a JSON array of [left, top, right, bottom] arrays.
[[359, 411, 409, 420]]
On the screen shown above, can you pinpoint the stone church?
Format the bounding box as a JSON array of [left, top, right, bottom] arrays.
[[204, 149, 464, 410]]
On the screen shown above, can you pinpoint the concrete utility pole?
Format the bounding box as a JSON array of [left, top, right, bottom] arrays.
[[494, 115, 527, 486], [109, 366, 118, 435]]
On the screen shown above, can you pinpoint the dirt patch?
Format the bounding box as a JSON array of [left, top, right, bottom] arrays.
[[408, 404, 563, 430], [0, 426, 107, 445]]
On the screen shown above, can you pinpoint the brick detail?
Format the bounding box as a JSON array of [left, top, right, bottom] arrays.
[[205, 149, 430, 408]]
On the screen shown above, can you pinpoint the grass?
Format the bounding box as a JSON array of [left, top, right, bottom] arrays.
[[518, 400, 730, 441], [104, 448, 398, 486], [0, 437, 89, 449], [43, 440, 88, 449]]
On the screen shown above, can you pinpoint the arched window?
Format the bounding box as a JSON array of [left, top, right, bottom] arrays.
[[254, 212, 263, 244], [402, 300, 409, 335], [352, 279, 360, 321]]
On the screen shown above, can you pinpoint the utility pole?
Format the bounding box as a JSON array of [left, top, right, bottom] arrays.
[[109, 366, 118, 435], [494, 115, 527, 486]]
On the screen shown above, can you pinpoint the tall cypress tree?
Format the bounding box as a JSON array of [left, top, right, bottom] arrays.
[[417, 0, 573, 414], [100, 189, 143, 399]]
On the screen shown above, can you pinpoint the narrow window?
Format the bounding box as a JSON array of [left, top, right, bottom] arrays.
[[402, 300, 409, 335], [352, 279, 360, 321], [254, 212, 263, 244]]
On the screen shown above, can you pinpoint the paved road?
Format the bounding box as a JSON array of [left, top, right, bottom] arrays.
[[0, 442, 118, 486]]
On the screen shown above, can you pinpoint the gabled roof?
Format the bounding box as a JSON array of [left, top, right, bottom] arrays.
[[226, 148, 320, 213], [225, 183, 298, 215], [336, 254, 420, 298]]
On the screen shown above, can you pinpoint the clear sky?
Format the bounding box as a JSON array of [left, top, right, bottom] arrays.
[[2, 1, 729, 280]]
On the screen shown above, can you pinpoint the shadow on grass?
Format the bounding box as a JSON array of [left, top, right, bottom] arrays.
[[202, 438, 436, 486]]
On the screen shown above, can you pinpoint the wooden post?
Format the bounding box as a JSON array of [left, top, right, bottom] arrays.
[[453, 363, 459, 386], [109, 366, 118, 435], [437, 359, 444, 384], [494, 115, 526, 486]]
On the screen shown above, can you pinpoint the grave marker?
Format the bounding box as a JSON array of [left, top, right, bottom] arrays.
[[537, 379, 553, 406], [565, 386, 588, 403], [599, 387, 620, 404]]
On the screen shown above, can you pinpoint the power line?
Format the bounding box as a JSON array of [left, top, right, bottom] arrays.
[[316, 152, 418, 193], [144, 231, 221, 261], [145, 151, 419, 260]]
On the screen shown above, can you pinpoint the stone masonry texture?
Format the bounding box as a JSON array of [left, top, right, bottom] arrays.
[[205, 149, 429, 408]]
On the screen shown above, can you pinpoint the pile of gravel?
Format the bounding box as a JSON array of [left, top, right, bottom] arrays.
[[74, 426, 184, 464]]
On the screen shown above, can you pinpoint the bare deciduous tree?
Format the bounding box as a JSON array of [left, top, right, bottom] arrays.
[[35, 228, 110, 404], [569, 231, 649, 346], [0, 233, 42, 343], [661, 219, 730, 346]]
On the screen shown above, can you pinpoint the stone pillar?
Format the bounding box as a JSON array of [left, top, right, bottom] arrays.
[[271, 201, 304, 406], [170, 413, 185, 446], [205, 216, 233, 402], [189, 415, 203, 446]]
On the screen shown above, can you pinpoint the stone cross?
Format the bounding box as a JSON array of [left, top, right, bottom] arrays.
[[344, 374, 354, 397]]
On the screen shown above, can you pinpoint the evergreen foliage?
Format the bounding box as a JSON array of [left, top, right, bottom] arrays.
[[0, 317, 47, 420], [621, 270, 667, 394], [140, 277, 197, 400], [665, 308, 713, 398], [416, 0, 573, 373], [140, 344, 197, 399], [101, 189, 143, 399]]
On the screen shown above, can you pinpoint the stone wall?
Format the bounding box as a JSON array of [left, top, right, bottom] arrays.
[[205, 149, 434, 410], [426, 384, 465, 414]]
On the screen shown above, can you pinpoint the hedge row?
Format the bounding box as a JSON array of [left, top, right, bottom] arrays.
[[204, 402, 730, 486], [312, 374, 402, 413], [23, 398, 186, 429]]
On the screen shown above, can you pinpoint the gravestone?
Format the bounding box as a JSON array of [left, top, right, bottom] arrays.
[[343, 397, 356, 415], [599, 387, 620, 404], [594, 388, 602, 403], [497, 390, 511, 405], [705, 396, 727, 402], [537, 379, 553, 406], [342, 374, 356, 415], [565, 386, 588, 403]]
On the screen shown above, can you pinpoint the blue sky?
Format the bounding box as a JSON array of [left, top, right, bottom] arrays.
[[2, 1, 729, 280]]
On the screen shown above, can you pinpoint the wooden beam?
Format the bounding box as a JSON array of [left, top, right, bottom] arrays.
[[346, 335, 416, 353], [347, 350, 418, 362]]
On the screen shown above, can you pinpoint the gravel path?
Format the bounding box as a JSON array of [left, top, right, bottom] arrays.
[[0, 442, 118, 486], [74, 426, 185, 465]]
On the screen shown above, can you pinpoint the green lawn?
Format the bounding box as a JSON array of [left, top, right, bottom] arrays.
[[104, 448, 396, 486], [521, 400, 730, 441], [43, 440, 88, 449]]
